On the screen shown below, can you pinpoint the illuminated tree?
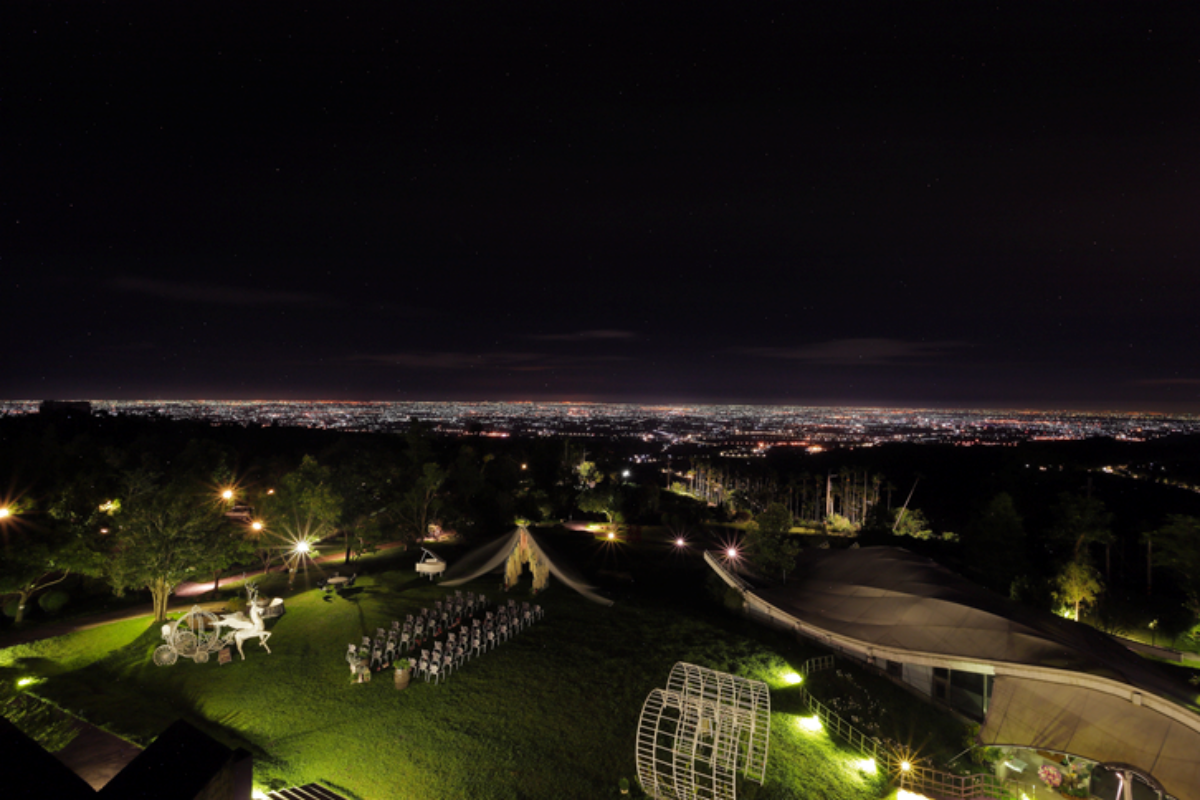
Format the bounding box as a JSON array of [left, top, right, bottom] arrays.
[[105, 473, 234, 622], [746, 502, 800, 582], [0, 493, 104, 623], [260, 455, 344, 560], [579, 485, 623, 531], [1054, 559, 1103, 621]]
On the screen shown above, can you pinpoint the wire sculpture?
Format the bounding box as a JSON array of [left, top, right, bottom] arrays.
[[635, 662, 771, 800]]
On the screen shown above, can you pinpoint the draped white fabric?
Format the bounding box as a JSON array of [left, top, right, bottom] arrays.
[[442, 527, 614, 606]]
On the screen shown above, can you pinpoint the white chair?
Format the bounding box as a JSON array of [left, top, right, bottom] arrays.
[[427, 660, 441, 684]]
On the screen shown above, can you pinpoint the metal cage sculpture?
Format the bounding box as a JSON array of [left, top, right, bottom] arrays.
[[635, 663, 771, 800]]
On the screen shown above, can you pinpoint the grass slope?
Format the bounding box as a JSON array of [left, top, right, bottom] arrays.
[[1, 532, 956, 799]]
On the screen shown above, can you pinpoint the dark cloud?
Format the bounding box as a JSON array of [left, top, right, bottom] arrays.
[[524, 330, 638, 342], [731, 339, 972, 367], [348, 351, 632, 372], [111, 277, 336, 308]]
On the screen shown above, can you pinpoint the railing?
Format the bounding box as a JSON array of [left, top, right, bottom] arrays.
[[799, 656, 1017, 800]]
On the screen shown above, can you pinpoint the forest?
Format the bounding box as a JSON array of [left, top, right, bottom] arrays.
[[3, 411, 1200, 650]]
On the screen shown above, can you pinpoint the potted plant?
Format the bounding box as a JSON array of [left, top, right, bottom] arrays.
[[619, 777, 630, 795], [394, 658, 413, 690]]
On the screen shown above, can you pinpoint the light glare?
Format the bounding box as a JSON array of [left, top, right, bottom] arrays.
[[797, 715, 822, 732]]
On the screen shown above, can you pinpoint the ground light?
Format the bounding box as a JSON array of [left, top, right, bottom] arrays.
[[0, 507, 9, 519], [726, 547, 738, 559], [852, 758, 876, 775], [675, 537, 686, 547], [783, 672, 803, 685], [797, 715, 822, 733], [16, 677, 37, 688], [608, 531, 615, 540]]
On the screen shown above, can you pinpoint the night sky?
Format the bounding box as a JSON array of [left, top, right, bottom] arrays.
[[5, 2, 1200, 410]]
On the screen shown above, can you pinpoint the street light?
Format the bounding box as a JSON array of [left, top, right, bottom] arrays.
[[220, 489, 234, 501], [0, 507, 9, 519], [251, 520, 264, 532]]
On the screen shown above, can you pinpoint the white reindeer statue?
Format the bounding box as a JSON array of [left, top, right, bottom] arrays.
[[216, 584, 273, 660]]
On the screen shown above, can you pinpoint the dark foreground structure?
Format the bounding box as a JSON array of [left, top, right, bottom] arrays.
[[2, 717, 252, 800]]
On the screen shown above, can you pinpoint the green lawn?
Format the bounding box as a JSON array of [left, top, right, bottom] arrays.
[[1, 531, 954, 799]]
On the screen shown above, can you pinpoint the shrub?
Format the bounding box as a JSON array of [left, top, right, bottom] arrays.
[[2, 599, 19, 619], [38, 590, 70, 614]]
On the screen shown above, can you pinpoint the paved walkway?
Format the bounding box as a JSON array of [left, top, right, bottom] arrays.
[[0, 540, 409, 649]]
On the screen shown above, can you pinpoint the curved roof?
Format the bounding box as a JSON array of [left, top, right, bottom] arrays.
[[754, 547, 1196, 707]]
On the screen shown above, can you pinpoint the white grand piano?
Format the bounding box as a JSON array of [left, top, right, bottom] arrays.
[[416, 548, 447, 580]]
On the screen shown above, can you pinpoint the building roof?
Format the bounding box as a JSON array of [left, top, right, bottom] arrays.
[[755, 546, 1196, 708], [744, 546, 1200, 800]]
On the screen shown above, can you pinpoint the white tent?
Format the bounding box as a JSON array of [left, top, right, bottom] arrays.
[[442, 527, 614, 607]]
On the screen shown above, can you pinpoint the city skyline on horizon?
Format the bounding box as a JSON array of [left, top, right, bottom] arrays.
[[8, 394, 1200, 417]]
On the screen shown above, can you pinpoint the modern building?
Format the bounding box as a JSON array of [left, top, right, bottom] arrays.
[[708, 546, 1200, 800]]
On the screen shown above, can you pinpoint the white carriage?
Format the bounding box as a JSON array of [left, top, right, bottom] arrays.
[[153, 584, 278, 666]]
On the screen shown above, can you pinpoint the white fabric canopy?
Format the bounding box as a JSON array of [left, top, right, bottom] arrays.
[[981, 676, 1200, 800], [442, 527, 614, 606]]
